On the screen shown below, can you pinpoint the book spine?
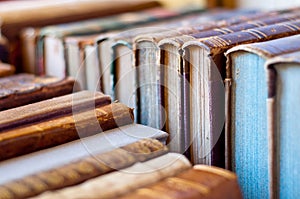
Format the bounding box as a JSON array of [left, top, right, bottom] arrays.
[[0, 139, 168, 199], [0, 103, 134, 161], [266, 67, 278, 199]]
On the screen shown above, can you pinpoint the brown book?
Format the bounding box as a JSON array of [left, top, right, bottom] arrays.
[[0, 102, 134, 161], [0, 74, 76, 111], [0, 91, 111, 132], [0, 139, 168, 199], [0, 62, 15, 77], [33, 153, 191, 199], [0, 0, 160, 41], [118, 165, 242, 199]]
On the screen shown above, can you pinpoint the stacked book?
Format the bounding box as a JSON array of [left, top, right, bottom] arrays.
[[0, 1, 300, 198]]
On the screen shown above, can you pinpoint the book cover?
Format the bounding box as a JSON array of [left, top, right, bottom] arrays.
[[119, 165, 242, 199], [225, 35, 300, 198], [0, 102, 134, 161], [0, 74, 76, 111], [32, 153, 191, 199], [0, 138, 168, 198], [265, 51, 300, 199], [0, 91, 111, 132]]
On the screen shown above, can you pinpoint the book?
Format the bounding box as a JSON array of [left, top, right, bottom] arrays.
[[109, 11, 214, 122], [50, 8, 206, 93], [0, 91, 111, 132], [145, 11, 297, 155], [0, 124, 168, 184], [0, 102, 134, 161], [134, 10, 276, 138], [118, 165, 242, 199], [64, 34, 101, 90], [265, 51, 300, 199], [0, 62, 15, 77], [115, 9, 263, 125], [0, 138, 168, 198], [25, 7, 201, 76], [2, 0, 161, 69], [1, 0, 161, 41], [225, 35, 300, 199], [33, 153, 191, 199], [181, 20, 300, 166], [0, 74, 76, 111]]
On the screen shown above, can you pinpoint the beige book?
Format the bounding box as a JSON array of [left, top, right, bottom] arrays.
[[33, 153, 191, 199]]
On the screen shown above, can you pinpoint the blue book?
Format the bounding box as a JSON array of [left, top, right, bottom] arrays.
[[265, 51, 300, 199], [225, 35, 300, 199]]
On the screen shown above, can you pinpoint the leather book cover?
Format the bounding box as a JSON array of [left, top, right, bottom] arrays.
[[0, 124, 168, 188], [33, 153, 191, 199], [0, 139, 168, 199], [118, 165, 242, 199], [0, 90, 111, 132], [0, 102, 134, 161], [0, 73, 76, 111]]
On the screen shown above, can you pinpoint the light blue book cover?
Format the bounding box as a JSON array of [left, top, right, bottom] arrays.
[[266, 51, 300, 199], [225, 35, 300, 199]]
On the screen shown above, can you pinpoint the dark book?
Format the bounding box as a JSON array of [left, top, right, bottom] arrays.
[[0, 74, 76, 111]]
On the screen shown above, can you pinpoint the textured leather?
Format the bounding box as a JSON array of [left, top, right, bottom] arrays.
[[0, 103, 134, 161], [0, 139, 167, 199], [0, 74, 76, 111], [118, 165, 242, 199], [0, 91, 111, 132], [33, 153, 191, 199]]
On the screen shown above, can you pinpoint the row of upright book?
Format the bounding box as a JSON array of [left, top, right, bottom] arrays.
[[1, 1, 300, 198]]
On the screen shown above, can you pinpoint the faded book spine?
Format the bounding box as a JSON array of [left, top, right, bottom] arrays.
[[0, 103, 134, 161], [0, 139, 167, 199]]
